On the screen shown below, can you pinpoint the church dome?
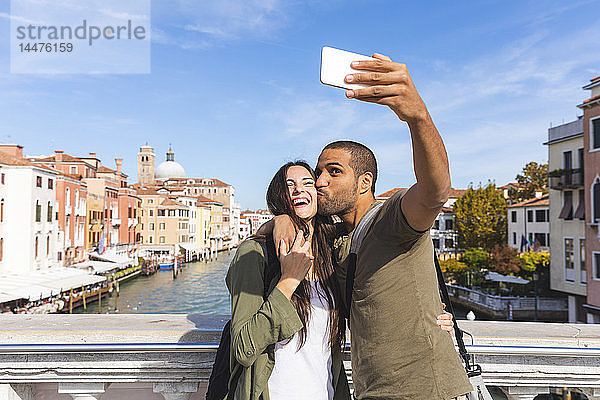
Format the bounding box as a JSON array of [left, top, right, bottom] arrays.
[[155, 147, 185, 179]]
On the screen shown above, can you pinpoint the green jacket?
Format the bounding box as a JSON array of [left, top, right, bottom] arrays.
[[225, 239, 351, 400]]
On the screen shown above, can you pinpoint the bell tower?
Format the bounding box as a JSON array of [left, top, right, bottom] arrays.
[[137, 144, 156, 185]]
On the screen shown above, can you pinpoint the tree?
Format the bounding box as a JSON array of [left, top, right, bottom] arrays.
[[453, 183, 507, 251], [511, 161, 548, 202], [439, 258, 469, 286], [459, 248, 490, 287], [489, 244, 521, 275]]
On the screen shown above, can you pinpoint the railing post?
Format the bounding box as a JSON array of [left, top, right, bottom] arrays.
[[152, 382, 198, 400], [0, 384, 36, 400], [58, 382, 109, 400]]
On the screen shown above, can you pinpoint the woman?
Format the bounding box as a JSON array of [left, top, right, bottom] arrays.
[[226, 161, 453, 400]]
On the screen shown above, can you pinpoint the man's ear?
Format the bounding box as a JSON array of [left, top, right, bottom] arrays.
[[358, 172, 373, 195]]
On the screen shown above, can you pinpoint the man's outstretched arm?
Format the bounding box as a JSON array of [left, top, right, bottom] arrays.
[[344, 53, 450, 231]]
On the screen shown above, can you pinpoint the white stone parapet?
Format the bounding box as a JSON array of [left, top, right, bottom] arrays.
[[0, 315, 599, 399]]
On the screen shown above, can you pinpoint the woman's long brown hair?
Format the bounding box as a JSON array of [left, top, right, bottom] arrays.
[[266, 161, 344, 351]]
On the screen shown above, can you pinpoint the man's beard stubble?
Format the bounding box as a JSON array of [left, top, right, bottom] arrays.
[[317, 183, 358, 217]]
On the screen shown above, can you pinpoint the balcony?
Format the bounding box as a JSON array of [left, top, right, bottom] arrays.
[[112, 218, 121, 227], [1, 314, 599, 400], [549, 168, 584, 190]]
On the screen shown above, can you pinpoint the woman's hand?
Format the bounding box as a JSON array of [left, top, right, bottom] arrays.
[[436, 303, 454, 335], [276, 230, 313, 300]]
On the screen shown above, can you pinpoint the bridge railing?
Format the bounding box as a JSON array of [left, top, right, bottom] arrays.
[[0, 315, 598, 400]]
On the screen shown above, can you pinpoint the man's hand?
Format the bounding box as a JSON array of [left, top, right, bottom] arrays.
[[273, 214, 297, 256], [436, 303, 454, 335], [276, 230, 314, 300], [344, 53, 429, 125]]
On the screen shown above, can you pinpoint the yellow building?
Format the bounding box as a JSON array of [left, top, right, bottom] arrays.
[[197, 195, 224, 252], [136, 188, 190, 248], [85, 193, 104, 251]]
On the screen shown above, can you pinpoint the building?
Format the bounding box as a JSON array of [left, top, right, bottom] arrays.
[[545, 117, 586, 323], [135, 144, 236, 244], [507, 194, 550, 252], [579, 75, 600, 323], [240, 209, 274, 236], [376, 187, 466, 254], [0, 146, 60, 274]]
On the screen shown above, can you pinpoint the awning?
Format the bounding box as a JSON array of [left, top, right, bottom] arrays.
[[0, 267, 106, 303], [88, 251, 134, 264], [179, 243, 199, 252], [72, 260, 128, 274], [574, 196, 585, 219], [558, 195, 573, 219], [485, 271, 530, 285]]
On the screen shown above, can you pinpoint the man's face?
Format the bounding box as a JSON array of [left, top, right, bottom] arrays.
[[315, 148, 358, 216]]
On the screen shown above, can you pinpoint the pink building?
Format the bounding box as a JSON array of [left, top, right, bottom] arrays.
[[580, 75, 600, 323]]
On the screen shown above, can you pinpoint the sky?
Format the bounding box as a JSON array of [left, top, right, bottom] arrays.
[[1, 0, 599, 210]]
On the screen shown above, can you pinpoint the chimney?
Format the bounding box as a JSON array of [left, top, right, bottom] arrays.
[[89, 152, 96, 159], [115, 158, 123, 173], [55, 150, 64, 162]]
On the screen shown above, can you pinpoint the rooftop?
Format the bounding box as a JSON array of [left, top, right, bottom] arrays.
[[545, 116, 583, 144], [507, 194, 549, 208]]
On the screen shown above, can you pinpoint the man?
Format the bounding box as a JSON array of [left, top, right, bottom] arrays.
[[272, 53, 472, 399]]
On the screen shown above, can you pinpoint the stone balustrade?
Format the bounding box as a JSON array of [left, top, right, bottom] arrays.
[[0, 314, 599, 400]]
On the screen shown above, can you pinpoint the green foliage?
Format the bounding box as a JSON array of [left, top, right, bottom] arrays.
[[489, 244, 521, 275], [519, 251, 550, 272], [511, 161, 548, 202], [439, 258, 469, 286], [113, 265, 142, 280], [461, 248, 489, 270], [454, 183, 507, 251]]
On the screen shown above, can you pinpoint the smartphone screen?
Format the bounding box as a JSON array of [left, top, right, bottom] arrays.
[[320, 46, 375, 90]]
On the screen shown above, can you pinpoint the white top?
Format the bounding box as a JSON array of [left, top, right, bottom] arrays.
[[268, 280, 334, 400]]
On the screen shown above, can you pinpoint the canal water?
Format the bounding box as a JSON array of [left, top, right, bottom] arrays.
[[75, 250, 476, 319], [75, 251, 235, 315]]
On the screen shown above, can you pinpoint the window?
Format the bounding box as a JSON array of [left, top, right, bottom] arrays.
[[594, 253, 600, 280], [445, 219, 453, 230], [47, 179, 53, 189], [513, 232, 516, 245], [149, 223, 154, 230], [36, 176, 42, 187], [594, 179, 600, 222], [168, 209, 176, 217], [159, 222, 165, 230], [511, 211, 517, 223], [534, 233, 546, 247], [559, 191, 573, 220], [128, 206, 132, 218], [579, 148, 584, 169], [535, 209, 547, 222], [433, 238, 439, 249], [148, 236, 153, 244], [0, 238, 3, 261], [47, 202, 53, 222], [574, 189, 585, 219], [160, 236, 166, 244], [592, 117, 600, 150], [35, 236, 39, 259], [158, 209, 165, 217], [70, 166, 77, 174], [46, 235, 50, 256], [1, 199, 3, 223], [434, 220, 439, 230], [35, 202, 42, 222], [580, 239, 587, 285], [1, 173, 4, 184], [527, 210, 534, 222], [565, 238, 575, 282], [148, 199, 153, 204], [445, 238, 454, 248]]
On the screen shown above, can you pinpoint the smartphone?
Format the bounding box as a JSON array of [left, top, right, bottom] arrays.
[[320, 46, 376, 90]]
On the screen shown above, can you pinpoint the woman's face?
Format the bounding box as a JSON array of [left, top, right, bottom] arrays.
[[286, 165, 317, 221]]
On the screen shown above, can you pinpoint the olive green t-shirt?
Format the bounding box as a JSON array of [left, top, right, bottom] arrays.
[[334, 189, 472, 400]]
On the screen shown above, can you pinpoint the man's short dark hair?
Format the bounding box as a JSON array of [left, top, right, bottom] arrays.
[[323, 140, 378, 195]]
